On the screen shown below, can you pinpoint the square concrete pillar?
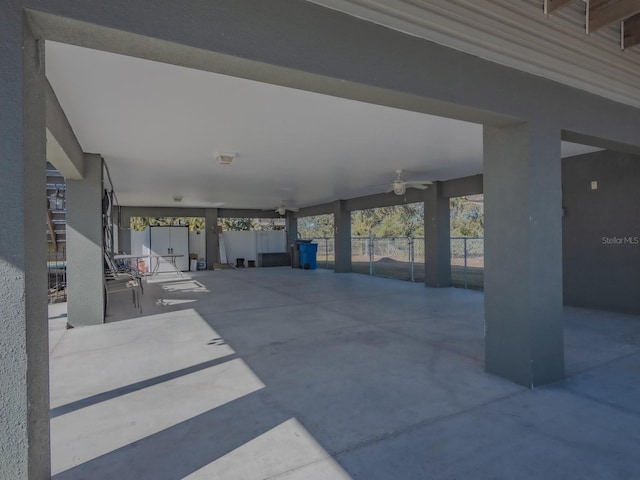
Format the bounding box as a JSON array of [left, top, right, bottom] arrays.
[[205, 208, 219, 269], [117, 208, 132, 254], [424, 181, 452, 287], [66, 154, 106, 326], [0, 11, 51, 478], [333, 200, 352, 273], [286, 212, 298, 246], [484, 122, 564, 387]]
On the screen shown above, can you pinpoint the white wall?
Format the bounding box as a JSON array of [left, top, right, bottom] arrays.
[[189, 230, 206, 261], [223, 231, 257, 264], [130, 228, 150, 257], [256, 230, 286, 253], [221, 230, 286, 265]]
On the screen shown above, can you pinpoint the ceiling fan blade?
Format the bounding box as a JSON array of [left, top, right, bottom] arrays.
[[384, 186, 394, 193], [287, 207, 300, 212], [405, 180, 433, 186], [464, 195, 484, 203], [408, 184, 429, 190]]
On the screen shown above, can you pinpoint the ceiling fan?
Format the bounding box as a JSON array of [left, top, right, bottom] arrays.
[[463, 194, 484, 205], [270, 201, 299, 216], [383, 170, 433, 195]]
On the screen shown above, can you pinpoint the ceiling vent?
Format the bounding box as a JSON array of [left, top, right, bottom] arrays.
[[216, 153, 236, 165]]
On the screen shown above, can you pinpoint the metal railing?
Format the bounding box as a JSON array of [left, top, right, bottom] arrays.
[[307, 236, 484, 289]]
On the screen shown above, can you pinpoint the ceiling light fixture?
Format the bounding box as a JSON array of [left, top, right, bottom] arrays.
[[393, 181, 406, 196], [215, 152, 236, 165]]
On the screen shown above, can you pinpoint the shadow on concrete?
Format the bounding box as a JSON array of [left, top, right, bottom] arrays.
[[50, 354, 237, 419], [52, 391, 290, 480]]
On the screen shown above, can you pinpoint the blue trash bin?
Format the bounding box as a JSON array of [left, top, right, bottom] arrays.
[[298, 242, 318, 270]]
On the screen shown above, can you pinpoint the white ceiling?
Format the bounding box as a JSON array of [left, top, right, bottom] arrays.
[[46, 39, 598, 209]]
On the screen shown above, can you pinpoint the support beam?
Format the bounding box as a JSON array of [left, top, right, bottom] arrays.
[[45, 79, 84, 179], [587, 0, 640, 33], [66, 154, 105, 327], [441, 174, 483, 198], [345, 189, 424, 211], [296, 202, 335, 218], [122, 206, 206, 218], [333, 200, 352, 273], [296, 175, 482, 220], [544, 0, 574, 15], [484, 122, 564, 387], [204, 208, 219, 269], [218, 208, 281, 219], [285, 211, 298, 247], [0, 10, 50, 478], [622, 13, 640, 49], [424, 182, 452, 288]]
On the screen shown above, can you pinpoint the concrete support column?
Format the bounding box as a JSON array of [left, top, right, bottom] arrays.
[[333, 200, 352, 273], [484, 122, 564, 387], [118, 208, 132, 254], [424, 181, 452, 287], [0, 12, 50, 478], [66, 154, 105, 326], [286, 212, 298, 246], [205, 208, 219, 269]]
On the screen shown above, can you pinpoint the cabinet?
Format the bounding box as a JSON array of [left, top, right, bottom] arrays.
[[150, 226, 189, 272]]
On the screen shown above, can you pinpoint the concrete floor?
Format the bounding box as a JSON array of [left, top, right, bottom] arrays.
[[49, 268, 640, 479]]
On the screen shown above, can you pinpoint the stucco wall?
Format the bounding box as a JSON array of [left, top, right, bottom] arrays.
[[562, 150, 640, 314]]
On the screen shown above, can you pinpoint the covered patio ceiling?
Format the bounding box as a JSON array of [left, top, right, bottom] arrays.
[[45, 40, 598, 210]]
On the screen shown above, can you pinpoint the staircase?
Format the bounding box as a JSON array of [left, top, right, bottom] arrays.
[[47, 162, 67, 303], [46, 162, 66, 251]]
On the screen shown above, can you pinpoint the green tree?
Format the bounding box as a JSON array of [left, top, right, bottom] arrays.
[[351, 208, 388, 236], [449, 196, 484, 237], [130, 216, 206, 232], [253, 219, 285, 231], [298, 214, 334, 238], [187, 217, 205, 232], [130, 216, 149, 232], [352, 203, 424, 237], [219, 218, 254, 231]]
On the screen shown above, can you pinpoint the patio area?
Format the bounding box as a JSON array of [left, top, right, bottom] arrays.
[[49, 268, 640, 479]]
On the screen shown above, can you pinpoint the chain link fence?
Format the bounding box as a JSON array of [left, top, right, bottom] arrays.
[[312, 237, 335, 269], [450, 237, 484, 289], [351, 236, 418, 281], [307, 236, 484, 289]]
